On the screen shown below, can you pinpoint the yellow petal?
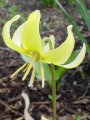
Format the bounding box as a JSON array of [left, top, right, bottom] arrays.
[[2, 15, 26, 54], [43, 25, 75, 64], [21, 10, 42, 53], [12, 22, 27, 46], [41, 116, 48, 120], [61, 43, 86, 68]]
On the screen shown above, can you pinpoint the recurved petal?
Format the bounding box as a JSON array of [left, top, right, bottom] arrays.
[[61, 43, 86, 68], [43, 25, 75, 64], [21, 10, 42, 53], [2, 15, 26, 54], [12, 21, 27, 47]]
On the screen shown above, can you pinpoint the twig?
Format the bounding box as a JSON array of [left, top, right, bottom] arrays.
[[0, 99, 23, 116], [21, 91, 34, 120]]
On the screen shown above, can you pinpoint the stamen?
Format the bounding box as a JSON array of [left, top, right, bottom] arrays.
[[23, 63, 29, 72], [22, 61, 34, 81], [28, 65, 36, 87], [11, 63, 27, 78], [40, 63, 45, 88]]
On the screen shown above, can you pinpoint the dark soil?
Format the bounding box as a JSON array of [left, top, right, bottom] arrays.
[[0, 0, 90, 120]]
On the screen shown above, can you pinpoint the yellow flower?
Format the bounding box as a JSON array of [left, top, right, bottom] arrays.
[[2, 10, 86, 88]]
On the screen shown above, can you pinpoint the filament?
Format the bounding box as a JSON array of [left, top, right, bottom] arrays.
[[28, 65, 36, 87], [22, 61, 34, 81], [23, 63, 29, 72], [11, 63, 27, 78]]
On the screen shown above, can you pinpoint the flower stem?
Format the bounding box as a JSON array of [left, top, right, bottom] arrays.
[[51, 64, 56, 120]]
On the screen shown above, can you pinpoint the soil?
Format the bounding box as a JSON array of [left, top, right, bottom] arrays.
[[0, 0, 90, 120]]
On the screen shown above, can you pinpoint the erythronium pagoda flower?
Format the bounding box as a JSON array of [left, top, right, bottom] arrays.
[[2, 10, 86, 88]]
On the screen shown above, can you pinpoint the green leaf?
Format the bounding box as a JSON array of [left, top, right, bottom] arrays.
[[76, 0, 90, 31], [0, 0, 5, 9], [65, 50, 80, 64], [55, 66, 67, 81], [68, 0, 76, 4], [55, 0, 90, 54], [9, 5, 19, 18]]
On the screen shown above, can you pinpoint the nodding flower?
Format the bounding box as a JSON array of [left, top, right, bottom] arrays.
[[2, 10, 86, 88]]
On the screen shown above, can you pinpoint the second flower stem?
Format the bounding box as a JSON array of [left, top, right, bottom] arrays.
[[51, 64, 56, 120]]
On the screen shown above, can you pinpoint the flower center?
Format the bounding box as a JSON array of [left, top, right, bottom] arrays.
[[33, 51, 40, 61]]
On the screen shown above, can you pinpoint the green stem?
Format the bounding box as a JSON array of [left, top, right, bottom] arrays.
[[51, 64, 56, 120]]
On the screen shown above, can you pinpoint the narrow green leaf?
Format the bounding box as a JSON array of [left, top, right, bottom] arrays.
[[55, 0, 90, 54], [65, 50, 80, 64], [76, 0, 90, 31], [55, 66, 67, 81]]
